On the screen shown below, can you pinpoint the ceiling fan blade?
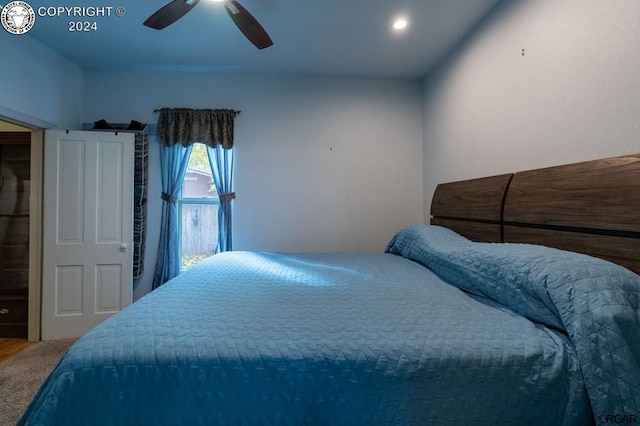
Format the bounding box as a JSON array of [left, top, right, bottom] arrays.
[[144, 0, 201, 30], [224, 1, 274, 49]]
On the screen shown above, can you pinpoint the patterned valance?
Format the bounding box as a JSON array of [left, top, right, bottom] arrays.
[[156, 108, 239, 149]]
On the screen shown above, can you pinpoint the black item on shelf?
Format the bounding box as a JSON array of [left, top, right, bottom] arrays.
[[92, 119, 147, 132]]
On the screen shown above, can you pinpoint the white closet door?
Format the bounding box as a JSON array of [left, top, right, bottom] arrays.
[[42, 130, 133, 340]]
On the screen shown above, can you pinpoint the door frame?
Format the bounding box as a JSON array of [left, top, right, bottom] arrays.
[[0, 113, 46, 342], [28, 130, 43, 342]]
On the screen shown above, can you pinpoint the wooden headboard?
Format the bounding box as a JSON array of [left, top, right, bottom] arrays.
[[431, 154, 640, 275]]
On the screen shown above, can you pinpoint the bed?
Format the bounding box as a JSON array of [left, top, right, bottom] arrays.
[[19, 155, 640, 425]]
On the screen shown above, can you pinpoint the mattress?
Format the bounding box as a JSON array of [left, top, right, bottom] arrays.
[[21, 225, 640, 425]]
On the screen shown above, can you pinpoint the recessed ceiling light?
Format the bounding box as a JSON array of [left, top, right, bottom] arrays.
[[393, 18, 408, 31]]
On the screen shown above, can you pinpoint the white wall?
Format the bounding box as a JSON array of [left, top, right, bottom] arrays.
[[83, 71, 424, 298], [0, 32, 83, 128], [422, 0, 640, 220]]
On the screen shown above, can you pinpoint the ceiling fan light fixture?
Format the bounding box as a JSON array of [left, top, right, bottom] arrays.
[[144, 0, 273, 49]]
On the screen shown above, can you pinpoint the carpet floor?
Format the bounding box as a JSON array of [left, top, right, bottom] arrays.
[[0, 339, 76, 426]]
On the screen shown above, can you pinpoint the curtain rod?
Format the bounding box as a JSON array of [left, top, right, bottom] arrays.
[[153, 108, 241, 114]]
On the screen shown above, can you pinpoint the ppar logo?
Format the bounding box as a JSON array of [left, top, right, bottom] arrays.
[[1, 1, 35, 35]]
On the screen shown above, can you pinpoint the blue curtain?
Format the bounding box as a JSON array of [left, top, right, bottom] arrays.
[[207, 145, 234, 252], [152, 143, 193, 289]]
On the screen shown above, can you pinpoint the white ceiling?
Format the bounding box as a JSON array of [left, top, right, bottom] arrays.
[[22, 0, 503, 79]]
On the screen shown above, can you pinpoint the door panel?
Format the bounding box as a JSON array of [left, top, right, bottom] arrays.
[[95, 264, 122, 313], [96, 141, 124, 242], [56, 139, 85, 243], [42, 130, 133, 340], [55, 266, 83, 315]]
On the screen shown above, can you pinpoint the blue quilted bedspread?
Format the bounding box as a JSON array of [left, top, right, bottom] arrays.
[[387, 225, 640, 425], [20, 225, 639, 425]]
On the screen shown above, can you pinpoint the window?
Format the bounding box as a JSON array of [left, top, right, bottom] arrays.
[[178, 143, 219, 270]]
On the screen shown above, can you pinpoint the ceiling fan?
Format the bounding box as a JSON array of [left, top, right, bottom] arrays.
[[144, 0, 273, 50]]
